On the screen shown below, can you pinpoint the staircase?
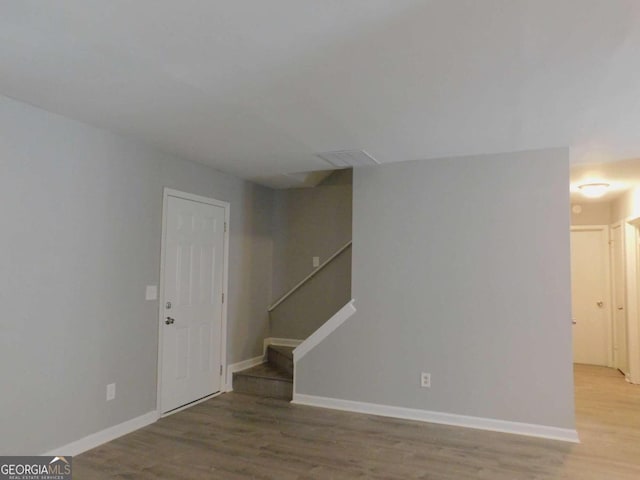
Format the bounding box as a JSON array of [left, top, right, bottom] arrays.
[[232, 345, 294, 400]]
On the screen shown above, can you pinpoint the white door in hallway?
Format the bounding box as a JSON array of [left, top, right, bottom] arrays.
[[611, 224, 629, 373], [160, 192, 227, 413], [570, 227, 611, 366]]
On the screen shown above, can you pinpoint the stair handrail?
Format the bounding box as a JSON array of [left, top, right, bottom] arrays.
[[268, 240, 352, 312]]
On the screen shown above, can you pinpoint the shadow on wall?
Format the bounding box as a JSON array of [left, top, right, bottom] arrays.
[[270, 247, 352, 339], [270, 169, 353, 340], [227, 182, 274, 363]]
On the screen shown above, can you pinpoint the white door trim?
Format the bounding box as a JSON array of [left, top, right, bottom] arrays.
[[610, 221, 628, 373], [623, 218, 640, 384], [156, 188, 230, 415], [570, 225, 613, 367]]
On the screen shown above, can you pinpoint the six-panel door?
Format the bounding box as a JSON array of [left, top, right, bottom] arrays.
[[161, 195, 225, 413]]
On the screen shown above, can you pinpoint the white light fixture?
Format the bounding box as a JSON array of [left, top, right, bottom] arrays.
[[578, 182, 610, 198]]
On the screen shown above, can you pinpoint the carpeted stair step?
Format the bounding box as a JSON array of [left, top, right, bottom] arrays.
[[232, 362, 293, 400], [267, 345, 294, 376]]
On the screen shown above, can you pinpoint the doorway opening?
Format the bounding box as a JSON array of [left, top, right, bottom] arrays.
[[570, 159, 640, 443], [570, 159, 640, 386]]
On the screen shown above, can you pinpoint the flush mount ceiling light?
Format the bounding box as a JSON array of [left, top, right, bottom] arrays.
[[578, 182, 610, 198]]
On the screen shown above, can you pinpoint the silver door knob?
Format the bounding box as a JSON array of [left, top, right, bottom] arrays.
[[165, 317, 175, 325], [596, 301, 604, 308]]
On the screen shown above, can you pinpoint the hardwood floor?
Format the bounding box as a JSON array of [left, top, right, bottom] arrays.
[[75, 365, 640, 479]]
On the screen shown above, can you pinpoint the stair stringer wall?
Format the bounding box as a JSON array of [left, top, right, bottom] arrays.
[[292, 150, 578, 443]]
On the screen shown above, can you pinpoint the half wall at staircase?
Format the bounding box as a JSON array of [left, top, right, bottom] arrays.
[[295, 149, 576, 435]]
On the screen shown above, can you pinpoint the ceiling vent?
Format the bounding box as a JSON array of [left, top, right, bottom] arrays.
[[315, 150, 380, 168]]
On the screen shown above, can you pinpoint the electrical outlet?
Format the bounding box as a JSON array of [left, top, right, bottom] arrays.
[[420, 373, 431, 388], [312, 256, 320, 267], [106, 383, 116, 401]]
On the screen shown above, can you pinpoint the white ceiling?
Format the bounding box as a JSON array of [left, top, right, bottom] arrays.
[[1, 0, 640, 188]]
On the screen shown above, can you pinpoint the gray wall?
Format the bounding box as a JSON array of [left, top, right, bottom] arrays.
[[0, 95, 274, 454], [270, 170, 352, 338], [297, 149, 575, 429], [270, 250, 351, 339]]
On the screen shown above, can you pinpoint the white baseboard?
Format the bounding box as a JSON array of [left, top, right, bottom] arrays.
[[292, 394, 579, 443], [225, 355, 265, 392], [42, 410, 158, 456]]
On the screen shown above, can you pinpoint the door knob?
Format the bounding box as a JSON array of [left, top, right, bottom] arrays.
[[165, 317, 175, 325], [596, 301, 604, 308]]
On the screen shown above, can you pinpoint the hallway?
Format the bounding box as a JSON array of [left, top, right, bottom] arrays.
[[572, 364, 640, 471]]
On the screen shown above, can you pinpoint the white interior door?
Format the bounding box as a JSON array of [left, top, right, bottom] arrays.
[[611, 224, 629, 373], [160, 193, 226, 413], [571, 227, 611, 366]]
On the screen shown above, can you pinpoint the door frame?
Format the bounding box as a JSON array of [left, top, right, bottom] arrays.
[[156, 188, 230, 416], [623, 218, 640, 384], [570, 225, 614, 367], [610, 221, 629, 373]]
